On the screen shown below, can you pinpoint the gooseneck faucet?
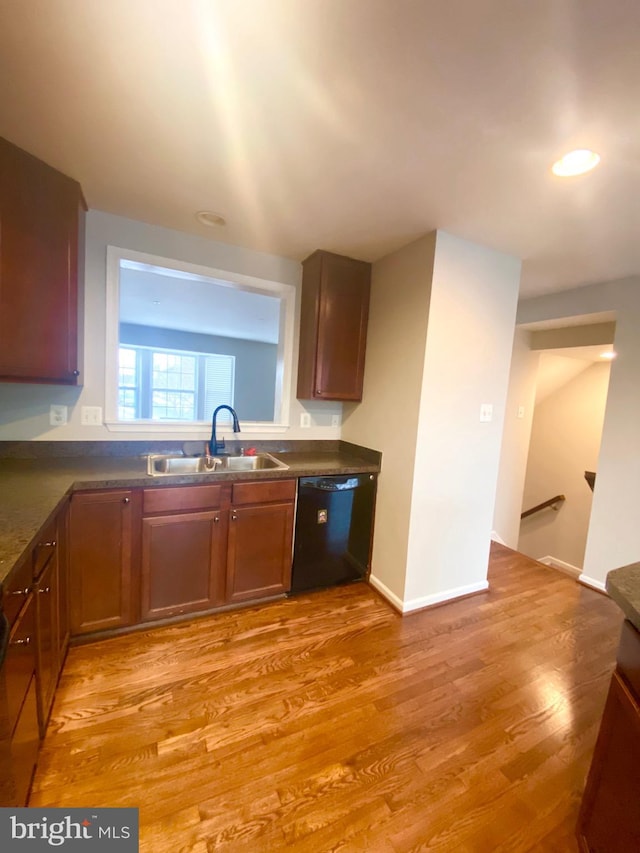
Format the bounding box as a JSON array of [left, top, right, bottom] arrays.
[[210, 405, 241, 455]]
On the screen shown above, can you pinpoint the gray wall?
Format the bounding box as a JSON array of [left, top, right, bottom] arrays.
[[120, 323, 277, 422]]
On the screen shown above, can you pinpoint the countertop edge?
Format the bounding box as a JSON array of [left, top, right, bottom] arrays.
[[606, 562, 640, 632]]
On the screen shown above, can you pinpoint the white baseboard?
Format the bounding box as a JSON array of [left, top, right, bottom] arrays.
[[490, 530, 507, 546], [368, 574, 489, 614], [537, 555, 581, 579], [367, 574, 404, 612], [577, 573, 608, 593]]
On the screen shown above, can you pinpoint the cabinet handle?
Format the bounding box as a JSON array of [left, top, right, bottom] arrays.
[[38, 586, 51, 595], [232, 513, 238, 521], [72, 369, 80, 377], [123, 497, 130, 504], [38, 540, 56, 549], [11, 636, 31, 647], [214, 516, 220, 523], [9, 587, 31, 596]]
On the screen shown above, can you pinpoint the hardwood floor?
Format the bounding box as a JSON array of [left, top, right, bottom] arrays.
[[30, 543, 622, 851]]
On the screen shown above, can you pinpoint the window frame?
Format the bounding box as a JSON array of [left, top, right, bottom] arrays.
[[117, 344, 236, 422], [105, 246, 295, 433]]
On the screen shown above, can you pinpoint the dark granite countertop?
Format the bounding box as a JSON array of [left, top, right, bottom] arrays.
[[0, 442, 380, 590], [606, 562, 640, 632]]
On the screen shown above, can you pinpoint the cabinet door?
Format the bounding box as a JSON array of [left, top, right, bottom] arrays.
[[577, 671, 640, 851], [3, 595, 37, 741], [68, 491, 135, 636], [6, 678, 39, 807], [0, 596, 39, 807], [226, 502, 294, 603], [0, 136, 84, 384], [141, 510, 227, 621], [56, 502, 71, 664], [34, 558, 58, 737], [297, 250, 370, 401]]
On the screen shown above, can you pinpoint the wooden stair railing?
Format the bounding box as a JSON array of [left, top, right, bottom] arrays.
[[521, 494, 566, 520]]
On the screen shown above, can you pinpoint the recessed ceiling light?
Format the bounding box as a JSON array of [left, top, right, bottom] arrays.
[[600, 350, 616, 360], [196, 210, 226, 227], [551, 149, 601, 177]]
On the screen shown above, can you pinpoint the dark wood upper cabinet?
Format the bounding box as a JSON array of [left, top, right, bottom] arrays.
[[297, 250, 371, 401], [0, 136, 86, 384]]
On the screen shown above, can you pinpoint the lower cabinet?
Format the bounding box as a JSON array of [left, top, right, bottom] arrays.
[[68, 490, 137, 636], [227, 481, 296, 603], [141, 484, 229, 620], [577, 620, 640, 851], [32, 505, 70, 737], [0, 590, 39, 807], [68, 479, 296, 639], [34, 557, 58, 737], [1, 500, 70, 806]]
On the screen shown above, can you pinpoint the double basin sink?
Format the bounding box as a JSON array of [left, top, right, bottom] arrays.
[[147, 452, 289, 477]]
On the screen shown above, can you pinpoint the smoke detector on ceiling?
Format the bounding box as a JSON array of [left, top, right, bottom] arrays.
[[195, 210, 226, 227]]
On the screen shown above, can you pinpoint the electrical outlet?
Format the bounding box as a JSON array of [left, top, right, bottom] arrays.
[[479, 403, 493, 423], [331, 414, 341, 428], [81, 406, 103, 426], [49, 404, 68, 426], [300, 412, 311, 428], [517, 405, 525, 419]]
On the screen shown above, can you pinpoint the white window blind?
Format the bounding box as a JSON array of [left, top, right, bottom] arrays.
[[203, 354, 235, 421]]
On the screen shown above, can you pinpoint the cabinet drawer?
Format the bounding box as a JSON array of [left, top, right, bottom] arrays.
[[232, 479, 296, 506], [2, 558, 33, 626], [143, 484, 227, 515], [32, 517, 57, 580]]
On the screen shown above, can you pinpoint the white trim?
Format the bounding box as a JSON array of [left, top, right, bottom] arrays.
[[490, 530, 507, 546], [368, 574, 405, 612], [401, 581, 489, 614], [105, 245, 296, 429], [369, 574, 489, 614], [104, 421, 289, 434], [577, 573, 608, 593], [537, 555, 581, 579]]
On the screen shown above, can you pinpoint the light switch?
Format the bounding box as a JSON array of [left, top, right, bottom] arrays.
[[300, 412, 311, 428], [517, 405, 525, 419], [480, 403, 493, 423], [49, 405, 68, 426], [81, 406, 103, 426]]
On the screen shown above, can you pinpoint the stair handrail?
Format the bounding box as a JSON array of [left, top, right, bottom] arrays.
[[521, 494, 566, 520]]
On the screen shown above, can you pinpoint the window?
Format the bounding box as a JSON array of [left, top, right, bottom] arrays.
[[105, 247, 296, 432], [118, 347, 139, 420], [118, 345, 235, 422]]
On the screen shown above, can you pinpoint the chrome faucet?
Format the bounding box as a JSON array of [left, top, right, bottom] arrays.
[[210, 405, 241, 455]]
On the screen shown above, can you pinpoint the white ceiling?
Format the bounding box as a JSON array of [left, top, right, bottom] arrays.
[[1, 0, 638, 299], [120, 265, 281, 343]]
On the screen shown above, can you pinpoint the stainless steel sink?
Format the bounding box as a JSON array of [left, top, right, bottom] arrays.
[[146, 452, 288, 476], [217, 454, 288, 472]]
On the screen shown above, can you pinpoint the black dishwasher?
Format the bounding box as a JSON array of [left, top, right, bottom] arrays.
[[290, 474, 377, 594]]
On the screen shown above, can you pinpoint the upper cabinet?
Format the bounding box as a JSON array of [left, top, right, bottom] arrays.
[[297, 250, 371, 402], [0, 136, 86, 384]]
